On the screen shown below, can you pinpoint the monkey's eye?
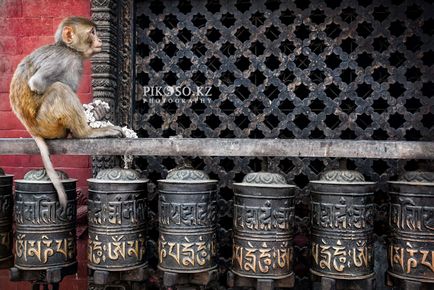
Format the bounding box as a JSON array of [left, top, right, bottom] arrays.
[[90, 28, 96, 35]]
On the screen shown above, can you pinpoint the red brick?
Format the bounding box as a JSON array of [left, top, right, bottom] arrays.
[[0, 17, 18, 36], [0, 0, 23, 18], [18, 36, 54, 55], [24, 0, 90, 19], [0, 93, 12, 111], [79, 92, 93, 104], [0, 56, 22, 76], [0, 129, 30, 138], [51, 156, 90, 168], [82, 60, 92, 72], [57, 167, 92, 186], [22, 0, 61, 17], [0, 73, 13, 93], [77, 74, 91, 94], [0, 155, 38, 168], [0, 36, 18, 55], [0, 156, 87, 172], [8, 17, 53, 37], [66, 0, 91, 16], [0, 111, 23, 129], [0, 166, 29, 179]]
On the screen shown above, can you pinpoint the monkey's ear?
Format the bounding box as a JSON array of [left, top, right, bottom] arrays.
[[61, 26, 74, 44]]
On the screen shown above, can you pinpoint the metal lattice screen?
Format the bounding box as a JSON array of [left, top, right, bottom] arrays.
[[133, 0, 433, 288]]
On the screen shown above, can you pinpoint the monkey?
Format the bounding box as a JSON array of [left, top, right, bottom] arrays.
[[9, 16, 124, 208]]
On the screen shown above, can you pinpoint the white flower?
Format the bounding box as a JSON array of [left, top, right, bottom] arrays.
[[83, 101, 139, 169]]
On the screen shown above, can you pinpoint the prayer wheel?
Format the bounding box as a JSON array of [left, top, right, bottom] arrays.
[[0, 168, 13, 269], [387, 171, 434, 289], [158, 167, 218, 287], [310, 169, 375, 287], [87, 168, 148, 277], [10, 169, 77, 285], [229, 172, 296, 289]]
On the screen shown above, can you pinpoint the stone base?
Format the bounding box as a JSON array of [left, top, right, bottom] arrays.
[[386, 272, 434, 290], [162, 269, 218, 289], [227, 271, 295, 290], [311, 274, 376, 290], [88, 267, 148, 286], [10, 263, 77, 289]]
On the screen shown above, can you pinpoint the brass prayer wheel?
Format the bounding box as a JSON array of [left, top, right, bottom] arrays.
[[231, 172, 296, 282], [12, 169, 77, 272], [387, 171, 434, 287], [0, 168, 13, 269], [87, 168, 148, 272], [310, 170, 375, 281], [158, 168, 218, 273]]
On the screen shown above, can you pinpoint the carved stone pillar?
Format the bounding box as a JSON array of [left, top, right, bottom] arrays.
[[90, 0, 135, 175]]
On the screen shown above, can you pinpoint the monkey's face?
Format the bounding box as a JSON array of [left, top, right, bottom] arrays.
[[80, 27, 102, 58], [63, 25, 102, 58]]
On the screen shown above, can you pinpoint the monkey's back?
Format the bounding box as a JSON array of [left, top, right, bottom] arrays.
[[9, 65, 40, 133], [9, 44, 83, 137]]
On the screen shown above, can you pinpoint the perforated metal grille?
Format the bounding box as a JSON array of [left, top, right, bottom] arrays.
[[134, 0, 433, 288]]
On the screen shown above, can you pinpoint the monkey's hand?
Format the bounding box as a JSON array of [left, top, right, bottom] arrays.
[[88, 100, 110, 121], [92, 104, 109, 121], [28, 76, 46, 95]]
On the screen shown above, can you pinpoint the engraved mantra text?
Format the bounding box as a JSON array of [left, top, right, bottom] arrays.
[[234, 202, 293, 231], [15, 234, 75, 263], [159, 236, 216, 267], [311, 201, 374, 230], [159, 201, 216, 226], [389, 242, 434, 274], [390, 202, 434, 232], [15, 200, 75, 224], [312, 239, 371, 272], [89, 198, 146, 225], [88, 235, 146, 264], [233, 241, 292, 274]]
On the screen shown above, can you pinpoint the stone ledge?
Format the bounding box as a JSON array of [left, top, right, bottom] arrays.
[[0, 138, 433, 159]]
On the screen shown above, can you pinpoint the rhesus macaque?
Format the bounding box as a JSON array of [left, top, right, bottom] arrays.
[[9, 16, 124, 207]]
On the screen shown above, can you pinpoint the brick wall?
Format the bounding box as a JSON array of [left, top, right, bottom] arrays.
[[0, 1, 93, 289]]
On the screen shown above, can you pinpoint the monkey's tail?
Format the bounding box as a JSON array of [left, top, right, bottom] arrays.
[[33, 136, 68, 208]]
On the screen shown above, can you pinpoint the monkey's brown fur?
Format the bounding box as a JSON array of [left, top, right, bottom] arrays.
[[10, 16, 124, 207]]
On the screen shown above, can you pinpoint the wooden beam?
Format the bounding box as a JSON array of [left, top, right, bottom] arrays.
[[0, 138, 433, 159]]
